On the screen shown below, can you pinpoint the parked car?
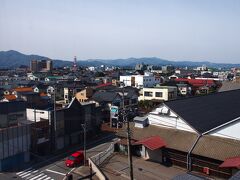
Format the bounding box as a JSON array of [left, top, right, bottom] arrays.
[[65, 151, 84, 167]]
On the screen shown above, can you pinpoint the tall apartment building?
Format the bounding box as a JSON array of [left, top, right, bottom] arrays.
[[30, 60, 53, 72]]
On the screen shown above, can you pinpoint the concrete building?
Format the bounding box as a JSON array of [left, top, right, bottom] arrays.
[[120, 72, 161, 89], [30, 60, 53, 72], [138, 86, 177, 101]]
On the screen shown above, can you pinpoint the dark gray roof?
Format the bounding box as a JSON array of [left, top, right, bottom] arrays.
[[230, 171, 240, 180], [165, 89, 240, 134], [172, 173, 208, 180], [92, 91, 119, 103]]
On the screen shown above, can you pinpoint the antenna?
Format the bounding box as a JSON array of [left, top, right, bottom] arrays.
[[73, 56, 77, 71]]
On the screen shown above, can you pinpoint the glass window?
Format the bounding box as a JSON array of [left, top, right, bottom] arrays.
[[144, 91, 153, 97], [155, 92, 163, 97]]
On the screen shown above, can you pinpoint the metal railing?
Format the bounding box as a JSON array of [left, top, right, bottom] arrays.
[[90, 143, 115, 166]]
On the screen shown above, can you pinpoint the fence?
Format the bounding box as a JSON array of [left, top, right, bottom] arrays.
[[88, 143, 115, 180], [90, 143, 115, 166]]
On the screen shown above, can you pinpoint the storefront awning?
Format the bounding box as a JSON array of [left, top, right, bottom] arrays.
[[219, 156, 240, 168], [135, 136, 166, 150]]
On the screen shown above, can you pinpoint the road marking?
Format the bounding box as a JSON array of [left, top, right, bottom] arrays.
[[16, 167, 32, 175], [45, 169, 66, 176], [18, 170, 33, 177], [69, 168, 75, 174], [44, 177, 51, 180], [36, 175, 47, 180], [29, 173, 45, 180]]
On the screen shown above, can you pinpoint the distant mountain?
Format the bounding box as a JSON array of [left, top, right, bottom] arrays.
[[0, 50, 239, 68]]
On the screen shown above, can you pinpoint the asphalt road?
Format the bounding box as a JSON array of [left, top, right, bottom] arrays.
[[1, 134, 118, 180]]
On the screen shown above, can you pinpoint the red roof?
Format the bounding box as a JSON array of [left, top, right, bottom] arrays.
[[96, 82, 112, 88], [4, 94, 16, 101], [175, 78, 215, 87], [135, 136, 166, 150], [219, 156, 240, 168], [14, 87, 33, 92]]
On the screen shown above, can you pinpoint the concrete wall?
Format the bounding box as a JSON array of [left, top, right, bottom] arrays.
[[0, 125, 30, 160], [148, 105, 195, 133], [88, 158, 107, 180]]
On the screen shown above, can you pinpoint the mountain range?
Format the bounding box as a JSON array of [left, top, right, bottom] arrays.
[[0, 50, 239, 69]]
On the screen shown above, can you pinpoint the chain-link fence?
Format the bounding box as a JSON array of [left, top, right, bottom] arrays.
[[90, 143, 114, 166]]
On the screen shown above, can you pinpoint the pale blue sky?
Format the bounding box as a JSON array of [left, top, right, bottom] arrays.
[[0, 0, 240, 63]]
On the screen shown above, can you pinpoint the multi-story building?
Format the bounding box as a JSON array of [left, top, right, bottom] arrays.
[[138, 86, 177, 102], [120, 72, 161, 89], [30, 60, 53, 72]]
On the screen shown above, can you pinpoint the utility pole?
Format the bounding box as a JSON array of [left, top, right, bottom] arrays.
[[121, 82, 133, 180], [81, 123, 86, 166]]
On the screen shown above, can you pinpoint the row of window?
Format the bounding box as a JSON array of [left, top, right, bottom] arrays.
[[144, 91, 163, 97]]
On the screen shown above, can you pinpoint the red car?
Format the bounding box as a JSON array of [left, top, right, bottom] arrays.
[[65, 151, 84, 167]]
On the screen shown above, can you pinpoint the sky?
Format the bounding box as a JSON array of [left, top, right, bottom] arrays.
[[0, 0, 240, 63]]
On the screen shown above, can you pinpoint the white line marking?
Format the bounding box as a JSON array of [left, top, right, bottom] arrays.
[[16, 167, 32, 175], [36, 175, 47, 180], [18, 170, 33, 177], [25, 170, 40, 179], [29, 173, 45, 180], [44, 177, 51, 180], [45, 169, 66, 176], [21, 172, 33, 178], [69, 168, 75, 174]]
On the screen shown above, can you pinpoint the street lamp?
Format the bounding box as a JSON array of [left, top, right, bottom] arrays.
[[120, 82, 134, 180]]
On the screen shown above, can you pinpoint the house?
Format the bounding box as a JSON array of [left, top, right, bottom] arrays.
[[2, 94, 17, 102], [174, 78, 221, 95], [50, 98, 103, 151], [138, 86, 177, 102], [117, 90, 240, 179], [12, 87, 33, 98], [75, 87, 94, 102], [26, 107, 52, 155]]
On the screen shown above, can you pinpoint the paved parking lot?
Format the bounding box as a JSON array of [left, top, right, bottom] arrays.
[[100, 153, 187, 180]]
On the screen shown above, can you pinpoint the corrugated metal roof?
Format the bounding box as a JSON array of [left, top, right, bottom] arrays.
[[219, 156, 240, 168], [165, 89, 240, 134], [117, 123, 240, 161], [135, 136, 166, 150]]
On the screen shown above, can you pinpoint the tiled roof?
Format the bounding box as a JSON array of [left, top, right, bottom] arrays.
[[14, 87, 33, 92], [92, 91, 119, 103], [165, 89, 240, 134], [219, 81, 240, 92], [117, 124, 240, 161], [173, 173, 207, 180], [4, 94, 16, 101], [229, 171, 240, 180]]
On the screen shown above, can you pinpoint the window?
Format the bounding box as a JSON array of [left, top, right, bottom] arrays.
[[155, 92, 163, 97], [144, 91, 153, 97]]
